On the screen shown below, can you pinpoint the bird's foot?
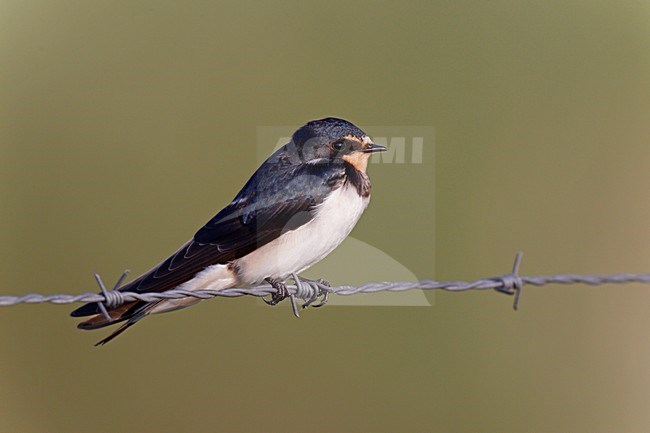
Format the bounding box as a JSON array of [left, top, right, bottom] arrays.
[[263, 277, 289, 306], [295, 276, 331, 309]]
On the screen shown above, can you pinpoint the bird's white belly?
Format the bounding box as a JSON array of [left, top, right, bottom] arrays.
[[235, 183, 369, 284]]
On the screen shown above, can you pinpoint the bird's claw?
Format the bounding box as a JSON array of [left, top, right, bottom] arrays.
[[263, 278, 289, 306], [311, 289, 329, 308], [300, 278, 331, 309]]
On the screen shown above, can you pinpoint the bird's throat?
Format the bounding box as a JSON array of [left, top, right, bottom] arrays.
[[342, 152, 370, 173]]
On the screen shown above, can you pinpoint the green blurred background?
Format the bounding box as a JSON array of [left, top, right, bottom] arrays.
[[2, 1, 650, 432]]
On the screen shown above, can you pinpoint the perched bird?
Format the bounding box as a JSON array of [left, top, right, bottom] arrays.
[[71, 117, 386, 345]]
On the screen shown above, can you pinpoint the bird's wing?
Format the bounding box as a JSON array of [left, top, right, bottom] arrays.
[[71, 159, 345, 317]]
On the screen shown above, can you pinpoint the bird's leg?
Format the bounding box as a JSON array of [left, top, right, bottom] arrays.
[[263, 277, 289, 306], [295, 275, 331, 309]]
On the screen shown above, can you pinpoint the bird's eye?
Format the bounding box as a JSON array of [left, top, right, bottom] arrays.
[[332, 140, 345, 151]]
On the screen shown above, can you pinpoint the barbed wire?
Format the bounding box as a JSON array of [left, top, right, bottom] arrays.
[[2, 252, 650, 317]]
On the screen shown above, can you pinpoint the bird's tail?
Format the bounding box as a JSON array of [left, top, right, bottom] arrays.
[[90, 305, 153, 346], [75, 297, 204, 346], [71, 264, 238, 345], [73, 300, 162, 346]]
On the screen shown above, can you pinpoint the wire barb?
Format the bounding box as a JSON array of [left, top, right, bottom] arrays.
[[492, 251, 524, 310], [93, 273, 112, 321], [92, 269, 131, 320], [3, 252, 650, 311]]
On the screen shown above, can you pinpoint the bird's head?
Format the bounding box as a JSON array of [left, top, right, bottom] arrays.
[[290, 118, 386, 172]]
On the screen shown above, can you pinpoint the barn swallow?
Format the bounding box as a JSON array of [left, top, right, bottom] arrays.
[[71, 117, 386, 345]]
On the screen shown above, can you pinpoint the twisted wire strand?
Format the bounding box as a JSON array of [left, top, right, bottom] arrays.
[[2, 252, 650, 311]]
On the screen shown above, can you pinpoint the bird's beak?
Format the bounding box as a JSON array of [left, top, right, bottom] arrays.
[[361, 143, 387, 153]]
